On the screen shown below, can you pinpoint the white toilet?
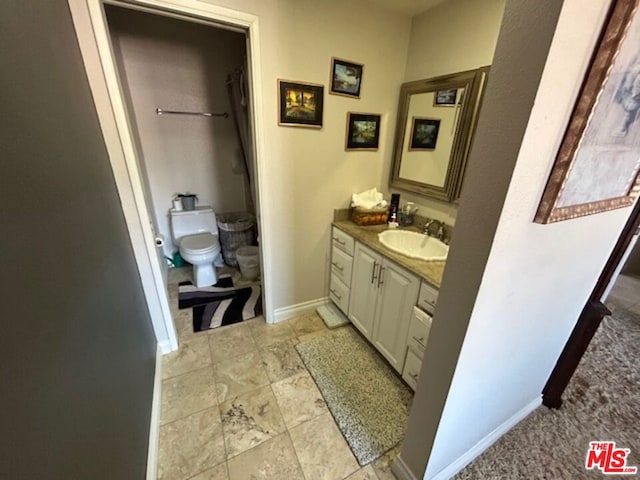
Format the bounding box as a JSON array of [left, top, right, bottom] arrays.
[[170, 206, 221, 287]]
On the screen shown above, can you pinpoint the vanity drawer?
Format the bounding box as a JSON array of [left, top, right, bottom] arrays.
[[418, 281, 438, 314], [332, 227, 355, 256], [329, 273, 350, 315], [331, 246, 353, 286], [407, 306, 432, 356], [402, 349, 422, 391]]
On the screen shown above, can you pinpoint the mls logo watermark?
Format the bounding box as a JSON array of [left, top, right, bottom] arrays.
[[585, 441, 638, 475]]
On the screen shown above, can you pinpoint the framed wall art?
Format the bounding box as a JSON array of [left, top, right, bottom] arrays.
[[409, 117, 441, 150], [278, 79, 324, 128], [345, 112, 381, 150], [434, 88, 458, 106], [330, 57, 363, 98], [535, 0, 640, 224]]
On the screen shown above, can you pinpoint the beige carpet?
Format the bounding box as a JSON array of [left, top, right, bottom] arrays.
[[455, 300, 640, 479]]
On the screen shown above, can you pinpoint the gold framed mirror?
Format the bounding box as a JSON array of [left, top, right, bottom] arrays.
[[390, 67, 489, 202]]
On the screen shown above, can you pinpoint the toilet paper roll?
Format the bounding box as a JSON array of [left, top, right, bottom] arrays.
[[155, 234, 165, 248]]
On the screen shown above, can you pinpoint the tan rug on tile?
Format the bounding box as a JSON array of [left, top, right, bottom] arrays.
[[454, 299, 640, 479], [296, 326, 413, 465]]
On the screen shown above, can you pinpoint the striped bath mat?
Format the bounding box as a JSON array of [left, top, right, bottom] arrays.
[[178, 275, 262, 331]]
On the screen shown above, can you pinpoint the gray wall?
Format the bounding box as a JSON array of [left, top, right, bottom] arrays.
[[399, 0, 564, 477], [0, 2, 157, 478]]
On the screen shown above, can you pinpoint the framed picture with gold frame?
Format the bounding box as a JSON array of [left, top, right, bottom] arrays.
[[278, 79, 324, 128], [434, 88, 458, 106], [345, 112, 381, 151], [409, 117, 440, 150], [330, 57, 363, 98], [535, 0, 640, 223]]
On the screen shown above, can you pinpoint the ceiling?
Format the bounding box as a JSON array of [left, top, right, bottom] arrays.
[[364, 0, 449, 16]]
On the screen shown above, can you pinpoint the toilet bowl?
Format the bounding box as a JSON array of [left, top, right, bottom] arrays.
[[170, 206, 222, 288], [179, 232, 221, 287]]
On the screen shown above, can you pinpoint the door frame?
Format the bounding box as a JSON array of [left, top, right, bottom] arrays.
[[68, 0, 274, 353], [542, 197, 640, 408]]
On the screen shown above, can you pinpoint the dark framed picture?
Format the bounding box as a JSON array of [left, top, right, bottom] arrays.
[[330, 57, 363, 98], [434, 88, 458, 106], [345, 112, 381, 151], [278, 79, 324, 128], [409, 117, 440, 150]]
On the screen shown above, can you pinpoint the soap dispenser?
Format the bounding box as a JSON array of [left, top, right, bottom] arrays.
[[388, 193, 400, 228]]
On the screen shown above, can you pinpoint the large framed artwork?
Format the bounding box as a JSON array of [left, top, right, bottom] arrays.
[[278, 80, 324, 128], [535, 0, 640, 224]]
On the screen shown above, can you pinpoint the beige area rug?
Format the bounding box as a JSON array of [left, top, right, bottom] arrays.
[[455, 300, 640, 479], [296, 326, 413, 465]]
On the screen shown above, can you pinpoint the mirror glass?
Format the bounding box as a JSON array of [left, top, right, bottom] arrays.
[[398, 88, 465, 187], [390, 68, 489, 202]]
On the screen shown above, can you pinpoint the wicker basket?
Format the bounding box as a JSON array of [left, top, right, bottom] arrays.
[[351, 206, 388, 226]]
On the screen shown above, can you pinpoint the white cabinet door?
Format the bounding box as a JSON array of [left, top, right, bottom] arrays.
[[372, 260, 420, 372], [348, 243, 381, 339]]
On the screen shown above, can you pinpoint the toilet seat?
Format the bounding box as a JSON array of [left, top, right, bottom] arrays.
[[180, 233, 220, 255]]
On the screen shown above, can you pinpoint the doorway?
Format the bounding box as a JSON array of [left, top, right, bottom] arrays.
[[543, 196, 640, 408], [68, 0, 273, 353]]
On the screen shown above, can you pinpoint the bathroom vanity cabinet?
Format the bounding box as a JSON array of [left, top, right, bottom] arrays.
[[328, 225, 438, 384], [349, 242, 420, 372]]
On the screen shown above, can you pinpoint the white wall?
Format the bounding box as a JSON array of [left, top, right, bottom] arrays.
[[198, 0, 411, 310], [404, 0, 505, 82], [107, 8, 247, 256], [387, 0, 505, 227], [425, 1, 632, 477]]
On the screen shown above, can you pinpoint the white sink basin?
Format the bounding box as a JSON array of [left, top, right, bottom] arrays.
[[378, 230, 449, 261]]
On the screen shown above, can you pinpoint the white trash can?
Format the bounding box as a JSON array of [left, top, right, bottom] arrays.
[[236, 246, 260, 280]]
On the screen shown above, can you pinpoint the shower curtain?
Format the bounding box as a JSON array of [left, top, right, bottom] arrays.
[[226, 65, 256, 214]]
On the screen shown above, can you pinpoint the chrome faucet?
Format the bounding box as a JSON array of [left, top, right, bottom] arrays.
[[423, 219, 439, 235], [424, 219, 447, 243]]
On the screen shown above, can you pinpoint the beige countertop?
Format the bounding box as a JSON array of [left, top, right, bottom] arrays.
[[332, 220, 445, 289]]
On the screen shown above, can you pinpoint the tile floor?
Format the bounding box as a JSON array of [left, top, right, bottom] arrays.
[[158, 267, 400, 480]]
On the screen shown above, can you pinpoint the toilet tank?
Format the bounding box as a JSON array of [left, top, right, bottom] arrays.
[[170, 206, 218, 242]]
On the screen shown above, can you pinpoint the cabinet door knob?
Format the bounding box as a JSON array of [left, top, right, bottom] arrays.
[[371, 261, 378, 284], [412, 336, 426, 348], [329, 288, 342, 300], [410, 372, 419, 381], [331, 261, 344, 271], [332, 236, 346, 245]]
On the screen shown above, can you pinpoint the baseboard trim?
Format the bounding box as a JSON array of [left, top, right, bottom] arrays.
[[428, 396, 542, 480], [272, 297, 328, 323], [158, 339, 172, 355], [391, 454, 419, 480], [146, 344, 163, 480]]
